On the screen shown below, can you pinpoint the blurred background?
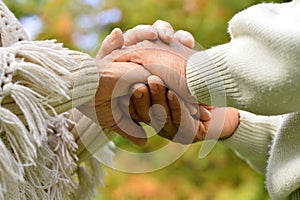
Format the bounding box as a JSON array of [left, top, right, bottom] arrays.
[[4, 0, 290, 199]]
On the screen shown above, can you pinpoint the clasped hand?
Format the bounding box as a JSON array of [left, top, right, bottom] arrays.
[[90, 20, 238, 146]]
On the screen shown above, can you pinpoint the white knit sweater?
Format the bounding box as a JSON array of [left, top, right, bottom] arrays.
[[0, 2, 114, 200], [186, 0, 300, 199]]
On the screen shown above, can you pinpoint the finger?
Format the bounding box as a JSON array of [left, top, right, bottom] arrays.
[[119, 95, 141, 122], [98, 99, 147, 146], [156, 129, 175, 141], [167, 90, 181, 127], [97, 28, 124, 59], [113, 41, 196, 103], [114, 98, 147, 145], [186, 103, 211, 122], [124, 25, 158, 46], [113, 116, 147, 146], [167, 90, 198, 144], [197, 122, 208, 141], [148, 76, 177, 135], [129, 98, 141, 122], [131, 83, 152, 124], [148, 75, 167, 131], [174, 30, 195, 49], [185, 102, 199, 117], [176, 106, 199, 144], [199, 106, 212, 121], [153, 20, 174, 44], [203, 105, 214, 110]]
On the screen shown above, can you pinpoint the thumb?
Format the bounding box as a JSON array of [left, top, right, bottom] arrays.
[[124, 25, 158, 46], [97, 28, 124, 59], [111, 98, 148, 146]]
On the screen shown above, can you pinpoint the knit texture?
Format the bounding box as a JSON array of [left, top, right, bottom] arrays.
[[221, 110, 282, 174], [267, 113, 300, 200], [69, 109, 115, 200], [186, 0, 300, 199], [186, 44, 242, 108], [0, 1, 28, 46], [187, 2, 300, 115], [0, 2, 114, 199]]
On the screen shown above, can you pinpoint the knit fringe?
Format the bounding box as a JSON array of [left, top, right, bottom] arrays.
[[11, 84, 52, 146], [46, 113, 78, 200], [2, 112, 80, 200], [69, 109, 116, 200], [0, 106, 36, 166], [9, 40, 74, 106], [73, 156, 110, 200], [0, 39, 108, 199], [0, 135, 24, 200], [0, 40, 80, 199], [0, 107, 35, 199], [20, 144, 58, 200]]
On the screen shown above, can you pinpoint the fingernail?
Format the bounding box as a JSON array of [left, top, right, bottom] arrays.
[[200, 106, 212, 120], [167, 91, 174, 101], [165, 29, 174, 40], [187, 35, 194, 41], [111, 28, 122, 36], [148, 26, 158, 35], [204, 109, 212, 119], [133, 91, 143, 99], [190, 106, 198, 116], [150, 84, 159, 94]]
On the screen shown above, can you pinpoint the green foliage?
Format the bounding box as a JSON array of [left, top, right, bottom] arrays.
[[97, 143, 270, 200]]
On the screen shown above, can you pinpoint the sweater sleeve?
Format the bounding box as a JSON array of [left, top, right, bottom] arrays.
[[220, 110, 282, 174], [0, 2, 103, 199], [186, 1, 300, 115], [67, 108, 115, 200], [266, 112, 300, 200]]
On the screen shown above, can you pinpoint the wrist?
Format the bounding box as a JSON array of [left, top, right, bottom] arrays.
[[221, 107, 239, 140]]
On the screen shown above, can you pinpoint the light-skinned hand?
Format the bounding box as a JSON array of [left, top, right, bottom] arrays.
[[112, 38, 197, 103], [117, 21, 240, 142], [80, 28, 150, 146], [90, 20, 239, 145], [88, 23, 197, 146]]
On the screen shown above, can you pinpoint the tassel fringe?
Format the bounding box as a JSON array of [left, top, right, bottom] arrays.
[[73, 156, 110, 200], [0, 3, 108, 199], [46, 113, 78, 200], [0, 39, 110, 199], [11, 84, 51, 146], [0, 40, 85, 199]]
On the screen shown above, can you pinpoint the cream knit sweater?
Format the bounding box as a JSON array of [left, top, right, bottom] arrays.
[[186, 0, 300, 199], [0, 2, 114, 200]]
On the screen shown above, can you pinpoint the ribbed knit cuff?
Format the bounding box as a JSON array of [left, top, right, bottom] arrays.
[[186, 44, 240, 107], [221, 110, 282, 174], [70, 109, 114, 164], [53, 51, 100, 114]]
